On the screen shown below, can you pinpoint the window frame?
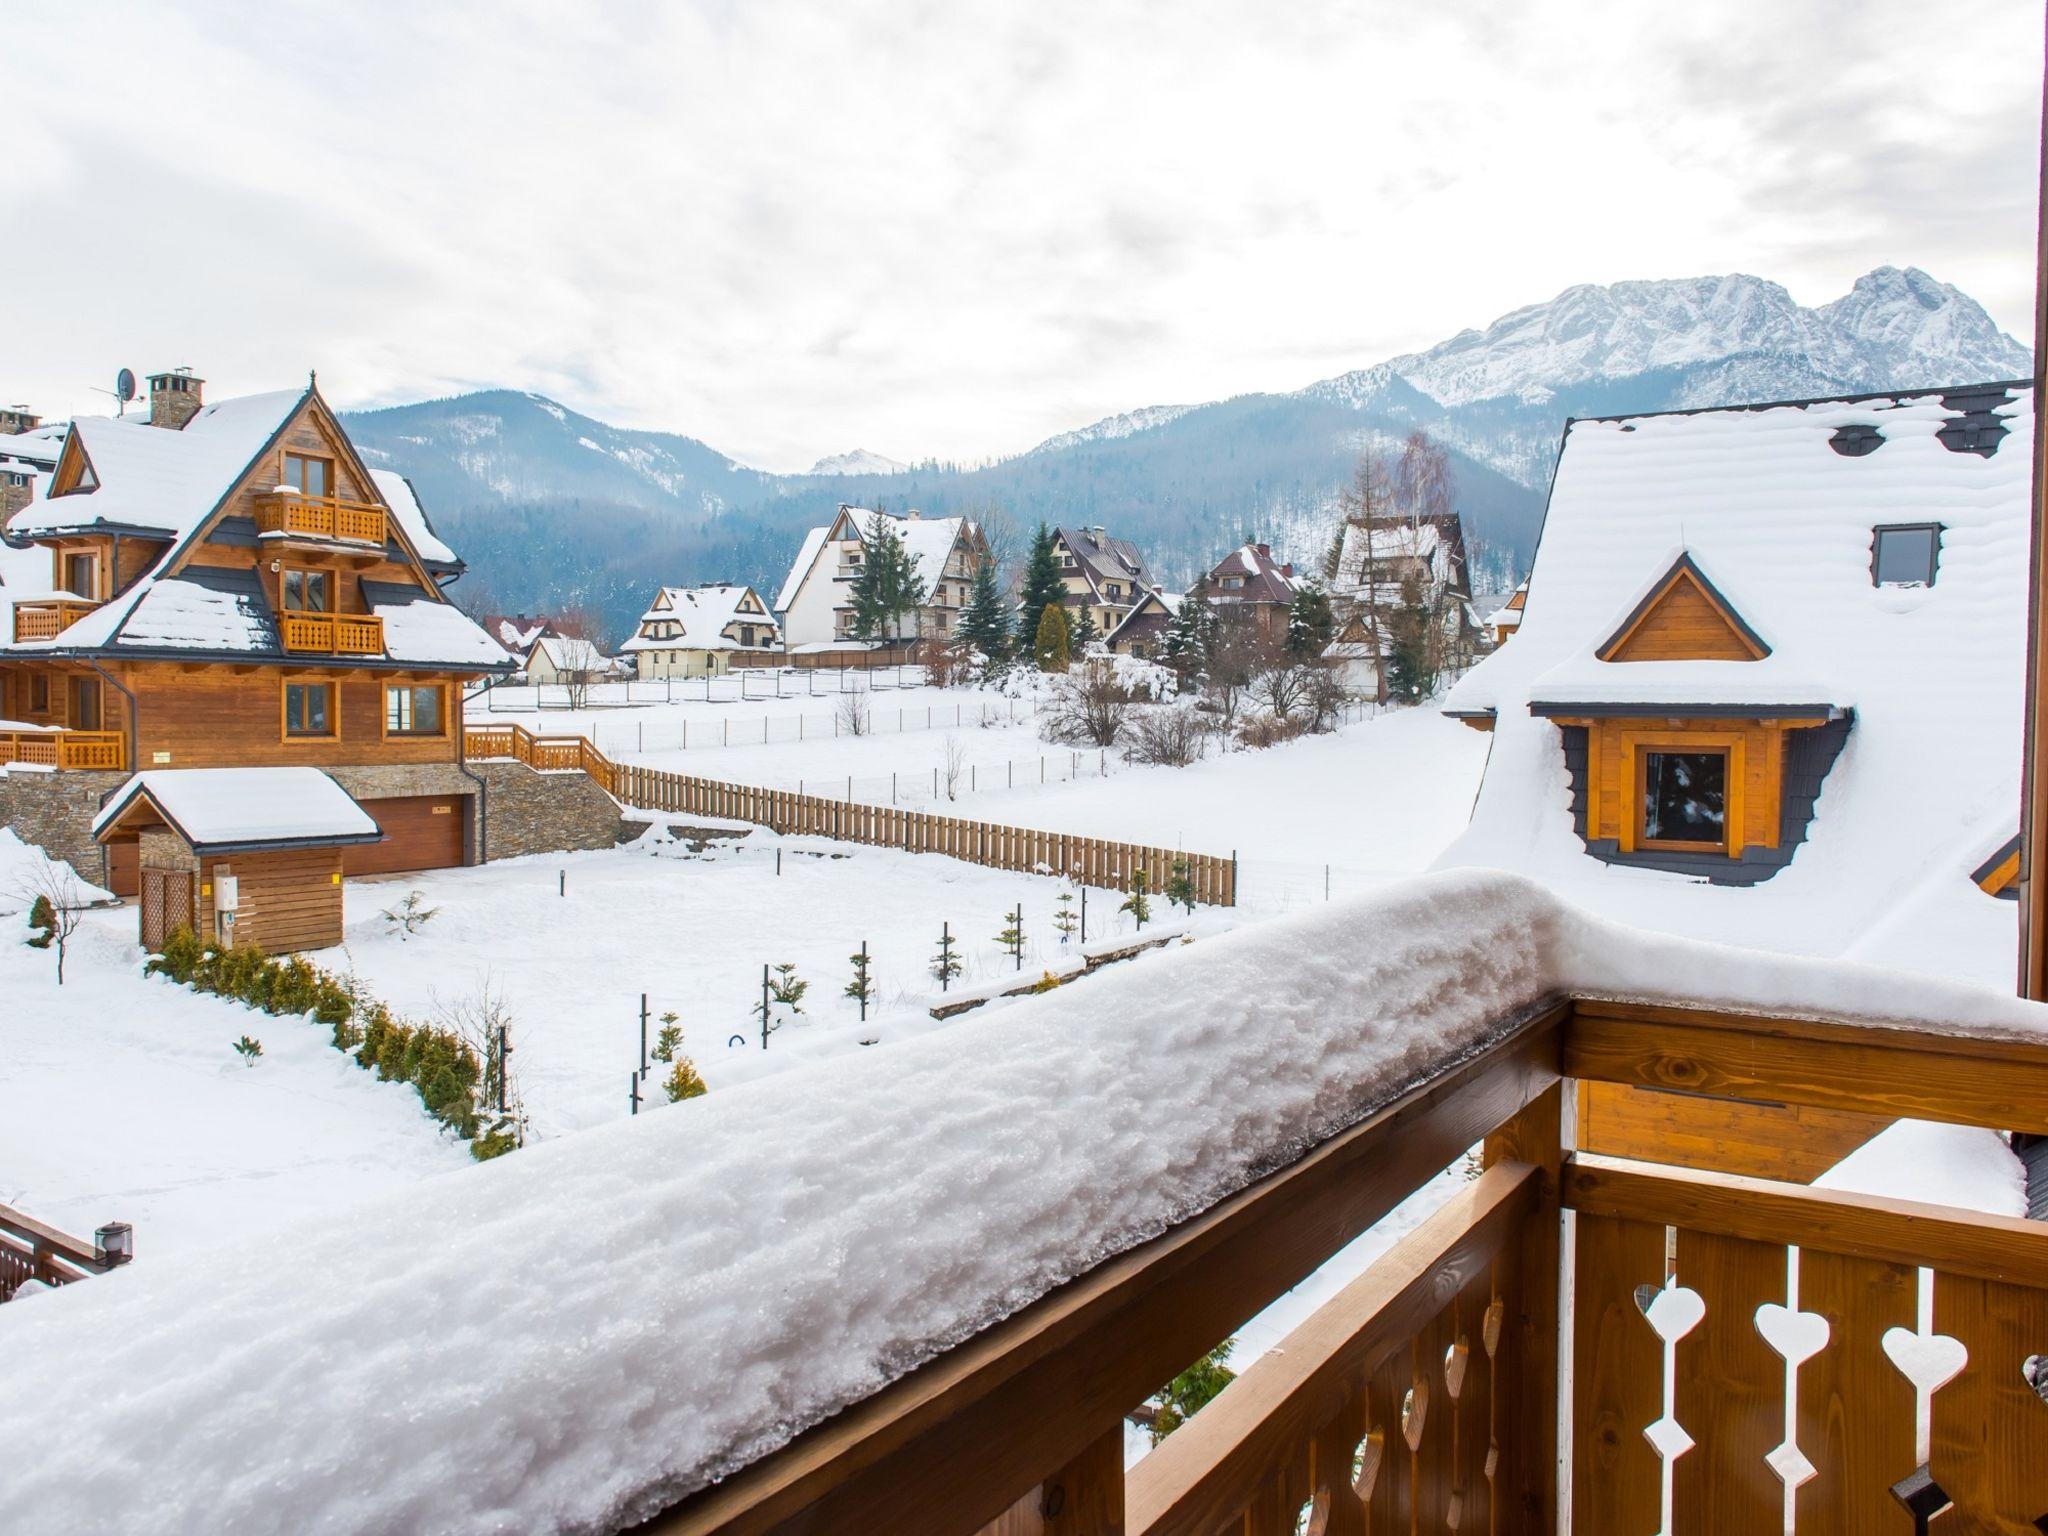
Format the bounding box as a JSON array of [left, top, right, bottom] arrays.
[[1870, 522, 1943, 588], [282, 451, 335, 499], [281, 565, 334, 613], [382, 681, 450, 740], [1636, 745, 1732, 854], [281, 678, 339, 741], [61, 550, 99, 601]]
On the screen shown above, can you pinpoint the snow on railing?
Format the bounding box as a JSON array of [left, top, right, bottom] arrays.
[[4, 873, 2044, 1534]]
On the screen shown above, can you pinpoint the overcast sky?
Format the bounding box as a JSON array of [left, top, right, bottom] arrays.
[[11, 1, 2041, 469]]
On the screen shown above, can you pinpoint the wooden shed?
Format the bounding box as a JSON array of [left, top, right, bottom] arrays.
[[92, 767, 383, 954]]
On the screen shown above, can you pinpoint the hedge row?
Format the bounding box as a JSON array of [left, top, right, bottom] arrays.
[[146, 926, 518, 1160]]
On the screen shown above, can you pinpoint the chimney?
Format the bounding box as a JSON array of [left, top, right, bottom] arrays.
[[147, 368, 204, 429], [1090, 526, 1107, 547], [1255, 542, 1270, 558], [1281, 562, 1294, 578], [0, 465, 32, 518], [0, 404, 39, 436]]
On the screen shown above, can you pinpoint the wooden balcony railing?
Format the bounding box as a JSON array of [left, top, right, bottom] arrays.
[[278, 612, 385, 656], [254, 493, 387, 546], [0, 1201, 130, 1304], [10, 598, 100, 643], [639, 997, 2048, 1535], [0, 728, 126, 770]]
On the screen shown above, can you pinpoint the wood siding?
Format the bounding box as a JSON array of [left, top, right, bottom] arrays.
[[1564, 716, 1822, 855], [1602, 569, 1764, 662], [111, 662, 463, 769], [201, 848, 345, 954]]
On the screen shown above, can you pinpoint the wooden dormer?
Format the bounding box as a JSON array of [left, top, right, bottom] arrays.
[[1596, 553, 1769, 662]]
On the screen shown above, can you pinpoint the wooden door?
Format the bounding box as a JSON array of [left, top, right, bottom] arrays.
[[106, 838, 139, 899], [68, 676, 101, 731], [342, 795, 468, 876]]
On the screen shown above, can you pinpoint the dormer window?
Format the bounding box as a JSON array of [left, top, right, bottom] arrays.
[[1872, 524, 1940, 587]]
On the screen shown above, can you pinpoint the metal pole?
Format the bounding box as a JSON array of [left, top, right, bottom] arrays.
[[1081, 887, 1087, 943], [639, 994, 649, 1081], [1015, 904, 1023, 971], [496, 1025, 509, 1112], [558, 870, 565, 897], [859, 939, 869, 1022], [761, 963, 771, 1050], [892, 772, 897, 804], [630, 1073, 640, 1115], [941, 921, 951, 992]]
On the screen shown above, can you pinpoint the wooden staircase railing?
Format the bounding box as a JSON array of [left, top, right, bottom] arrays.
[[631, 997, 2048, 1535]]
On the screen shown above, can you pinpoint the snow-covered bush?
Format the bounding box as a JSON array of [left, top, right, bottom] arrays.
[[662, 1057, 708, 1103]]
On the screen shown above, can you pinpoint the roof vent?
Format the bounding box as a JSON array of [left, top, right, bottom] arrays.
[[1935, 387, 2012, 457], [1829, 423, 1885, 457]]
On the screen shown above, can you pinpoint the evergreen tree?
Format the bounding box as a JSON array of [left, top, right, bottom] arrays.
[[1160, 582, 1216, 683], [1319, 527, 1345, 584], [955, 558, 1011, 666], [1053, 891, 1078, 944], [1035, 602, 1072, 673], [769, 962, 808, 1012], [1385, 573, 1439, 703], [1285, 580, 1335, 659], [662, 1056, 708, 1102], [653, 1012, 682, 1062], [1071, 605, 1101, 653], [995, 906, 1025, 969], [1015, 523, 1068, 653], [1146, 1339, 1237, 1445], [931, 923, 962, 989], [1164, 858, 1197, 914], [847, 513, 928, 642], [1121, 868, 1152, 929], [845, 946, 874, 1011]]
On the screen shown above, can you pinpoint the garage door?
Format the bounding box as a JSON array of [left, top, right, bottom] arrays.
[[344, 795, 468, 876]]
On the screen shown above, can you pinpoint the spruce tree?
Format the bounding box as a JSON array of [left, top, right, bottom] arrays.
[[1385, 573, 1438, 702], [1035, 603, 1072, 673], [1121, 868, 1152, 929], [1015, 524, 1068, 653], [1164, 858, 1197, 914], [1285, 581, 1335, 659], [1160, 582, 1216, 683], [956, 559, 1011, 666], [848, 513, 928, 642], [1072, 605, 1101, 653], [931, 923, 962, 989]]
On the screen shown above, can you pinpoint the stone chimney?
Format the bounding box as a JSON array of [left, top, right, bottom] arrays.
[[0, 466, 33, 518], [147, 368, 204, 430], [0, 404, 39, 436]]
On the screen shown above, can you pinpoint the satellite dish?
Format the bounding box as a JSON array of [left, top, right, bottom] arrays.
[[115, 368, 137, 403]]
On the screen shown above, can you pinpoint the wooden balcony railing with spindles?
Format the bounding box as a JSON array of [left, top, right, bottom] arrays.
[[254, 493, 387, 546], [0, 727, 126, 771], [278, 612, 385, 656], [10, 598, 101, 643], [631, 997, 2048, 1535]]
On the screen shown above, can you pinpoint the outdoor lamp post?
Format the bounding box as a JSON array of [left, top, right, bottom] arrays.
[[95, 1222, 134, 1268]]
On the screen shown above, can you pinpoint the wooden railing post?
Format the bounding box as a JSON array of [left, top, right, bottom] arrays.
[[1481, 1083, 1563, 1534]]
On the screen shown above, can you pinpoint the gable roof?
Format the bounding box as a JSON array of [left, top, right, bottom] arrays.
[[777, 506, 975, 617], [1437, 382, 2035, 986], [1055, 526, 1153, 595], [621, 584, 779, 653], [92, 767, 381, 856], [1104, 587, 1177, 647], [1595, 551, 1770, 662], [1204, 542, 1297, 605]]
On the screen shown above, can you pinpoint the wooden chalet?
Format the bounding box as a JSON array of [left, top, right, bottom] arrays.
[[1487, 581, 1526, 646], [0, 370, 515, 934], [1103, 587, 1176, 659], [619, 583, 781, 678], [1044, 526, 1157, 639], [1200, 541, 1296, 641]]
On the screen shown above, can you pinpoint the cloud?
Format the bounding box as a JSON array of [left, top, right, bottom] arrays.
[[9, 0, 2039, 469]]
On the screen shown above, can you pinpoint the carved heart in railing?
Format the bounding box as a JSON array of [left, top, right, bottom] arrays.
[[1634, 1280, 1705, 1343], [1482, 1297, 1505, 1359], [1881, 1327, 1967, 1396], [2022, 1353, 2048, 1406], [1352, 1427, 1384, 1499], [1402, 1379, 1430, 1453], [1445, 1490, 1464, 1531], [1443, 1337, 1470, 1401], [1756, 1302, 1830, 1367]]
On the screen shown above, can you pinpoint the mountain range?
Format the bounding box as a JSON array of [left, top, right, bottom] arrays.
[[342, 265, 2030, 637]]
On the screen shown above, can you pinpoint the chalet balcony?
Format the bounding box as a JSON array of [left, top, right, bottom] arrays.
[[254, 492, 388, 548], [0, 726, 126, 770], [10, 597, 101, 643], [279, 612, 385, 656]]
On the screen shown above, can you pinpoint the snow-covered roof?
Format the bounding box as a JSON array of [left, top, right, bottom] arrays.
[[362, 581, 518, 668], [774, 526, 829, 613], [92, 767, 381, 854], [7, 390, 303, 539], [1055, 526, 1154, 594], [1205, 542, 1296, 605], [369, 469, 457, 569], [3, 869, 2044, 1532], [1439, 384, 2035, 980], [492, 616, 554, 650], [620, 585, 778, 653], [776, 507, 975, 618], [528, 633, 609, 672]]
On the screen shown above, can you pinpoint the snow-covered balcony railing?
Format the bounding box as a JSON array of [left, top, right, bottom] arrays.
[[278, 611, 384, 656], [4, 874, 2046, 1534], [0, 724, 125, 770], [10, 596, 100, 642], [253, 491, 387, 546], [0, 1200, 131, 1303]]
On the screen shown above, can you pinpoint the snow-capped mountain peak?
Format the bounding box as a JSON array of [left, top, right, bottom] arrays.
[[809, 448, 907, 477], [1026, 403, 1198, 456]]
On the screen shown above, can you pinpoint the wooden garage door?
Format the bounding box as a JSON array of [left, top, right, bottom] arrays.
[[344, 795, 468, 876]]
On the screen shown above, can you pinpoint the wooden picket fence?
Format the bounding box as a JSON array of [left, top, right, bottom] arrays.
[[464, 720, 1237, 906]]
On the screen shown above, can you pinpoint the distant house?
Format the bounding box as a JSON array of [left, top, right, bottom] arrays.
[[484, 613, 557, 654], [1321, 612, 1384, 696], [1041, 527, 1156, 639], [619, 584, 780, 679], [776, 505, 987, 651], [524, 633, 622, 686], [1441, 383, 2032, 918], [1485, 583, 1527, 647], [1103, 588, 1177, 659], [1328, 512, 1482, 674], [1202, 541, 1296, 640]]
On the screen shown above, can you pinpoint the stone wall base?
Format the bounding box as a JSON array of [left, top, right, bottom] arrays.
[[0, 767, 132, 886], [467, 760, 624, 860]]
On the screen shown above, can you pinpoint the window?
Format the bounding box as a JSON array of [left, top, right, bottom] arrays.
[[385, 683, 445, 736], [282, 568, 331, 612], [1640, 750, 1727, 850], [1872, 524, 1940, 587], [1222, 575, 1245, 591], [284, 681, 335, 738], [282, 453, 331, 497], [62, 552, 97, 599]]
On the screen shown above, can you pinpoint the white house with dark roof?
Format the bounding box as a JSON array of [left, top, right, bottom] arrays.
[[775, 505, 987, 650], [618, 584, 780, 678], [1437, 381, 2034, 988], [1041, 526, 1156, 638]]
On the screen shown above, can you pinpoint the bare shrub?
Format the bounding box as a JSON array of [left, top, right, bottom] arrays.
[[1302, 662, 1351, 733], [1235, 712, 1309, 751], [918, 638, 973, 690], [836, 689, 872, 737], [1127, 706, 1211, 768], [942, 735, 968, 801], [15, 857, 85, 985], [1043, 661, 1136, 748]]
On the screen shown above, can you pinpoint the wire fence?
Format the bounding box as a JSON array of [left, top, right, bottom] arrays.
[[474, 664, 929, 712], [471, 696, 1036, 758], [1231, 855, 1415, 914], [728, 747, 1116, 809]]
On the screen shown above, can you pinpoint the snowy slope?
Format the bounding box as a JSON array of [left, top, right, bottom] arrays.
[[1024, 403, 1201, 455]]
